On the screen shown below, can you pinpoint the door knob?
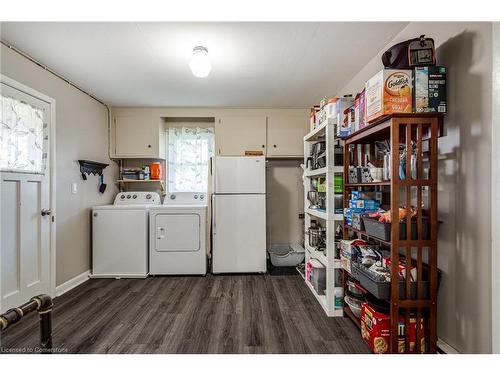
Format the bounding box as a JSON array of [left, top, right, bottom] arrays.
[[41, 209, 52, 217]]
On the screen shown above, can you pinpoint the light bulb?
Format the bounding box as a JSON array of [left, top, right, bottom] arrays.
[[189, 46, 211, 78]]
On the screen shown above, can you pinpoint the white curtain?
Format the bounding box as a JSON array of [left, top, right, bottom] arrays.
[[167, 127, 214, 192], [0, 94, 47, 173]]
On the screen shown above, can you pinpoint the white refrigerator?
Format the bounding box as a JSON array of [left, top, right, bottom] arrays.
[[211, 156, 267, 273]]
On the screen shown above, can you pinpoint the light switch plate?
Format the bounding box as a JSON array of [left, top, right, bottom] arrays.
[[71, 182, 78, 194]]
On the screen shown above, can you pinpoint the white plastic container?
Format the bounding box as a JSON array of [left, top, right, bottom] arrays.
[[267, 243, 305, 267]]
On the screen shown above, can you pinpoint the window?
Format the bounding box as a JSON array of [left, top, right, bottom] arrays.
[[0, 92, 48, 174], [167, 127, 214, 193]]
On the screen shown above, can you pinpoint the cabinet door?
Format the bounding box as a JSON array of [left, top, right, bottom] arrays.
[[267, 114, 309, 157], [115, 116, 158, 157], [215, 116, 267, 156]]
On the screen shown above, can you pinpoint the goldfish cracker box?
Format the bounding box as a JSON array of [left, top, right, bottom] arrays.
[[365, 69, 413, 123], [360, 302, 426, 354]]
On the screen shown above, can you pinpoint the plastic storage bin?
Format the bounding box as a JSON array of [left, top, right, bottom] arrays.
[[267, 244, 305, 267], [362, 217, 430, 241], [310, 259, 326, 295], [352, 262, 437, 300]]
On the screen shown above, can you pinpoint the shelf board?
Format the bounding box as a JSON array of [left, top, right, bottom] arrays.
[[117, 179, 164, 183], [305, 208, 343, 221], [304, 167, 327, 177], [306, 208, 328, 220], [344, 225, 392, 246], [344, 113, 445, 145], [305, 244, 327, 266], [345, 181, 391, 187], [304, 120, 328, 142], [304, 166, 343, 177]]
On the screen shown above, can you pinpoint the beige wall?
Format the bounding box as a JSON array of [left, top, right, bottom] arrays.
[[337, 22, 493, 354], [1, 44, 118, 286], [111, 106, 308, 248], [266, 159, 304, 245]]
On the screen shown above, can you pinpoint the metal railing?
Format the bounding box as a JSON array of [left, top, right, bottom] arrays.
[[0, 294, 53, 353]]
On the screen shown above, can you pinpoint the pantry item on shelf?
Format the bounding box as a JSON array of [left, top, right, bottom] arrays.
[[375, 141, 391, 181], [307, 190, 319, 209], [307, 221, 326, 251], [310, 259, 326, 295], [347, 278, 365, 298], [334, 287, 344, 309], [334, 174, 343, 193], [150, 162, 162, 180], [361, 302, 427, 354], [365, 69, 413, 123], [310, 105, 320, 130], [345, 294, 364, 319], [334, 145, 344, 165], [317, 192, 326, 211], [354, 89, 366, 132], [352, 244, 382, 268], [414, 66, 447, 113], [382, 35, 436, 69], [336, 96, 355, 137], [310, 141, 326, 170], [348, 166, 360, 184], [352, 212, 365, 231], [122, 168, 141, 180], [399, 142, 417, 180], [340, 239, 366, 274], [143, 165, 150, 180]]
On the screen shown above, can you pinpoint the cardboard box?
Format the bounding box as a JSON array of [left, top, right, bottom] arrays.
[[365, 69, 413, 123], [354, 90, 366, 132], [414, 66, 447, 113], [360, 303, 426, 354], [335, 97, 355, 137]]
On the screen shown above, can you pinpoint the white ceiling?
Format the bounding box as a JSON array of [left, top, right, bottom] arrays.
[[0, 22, 408, 107]]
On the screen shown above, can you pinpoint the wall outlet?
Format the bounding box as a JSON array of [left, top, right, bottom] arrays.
[[71, 182, 78, 194]]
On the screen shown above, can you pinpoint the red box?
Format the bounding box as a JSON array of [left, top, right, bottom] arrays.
[[360, 303, 426, 353]]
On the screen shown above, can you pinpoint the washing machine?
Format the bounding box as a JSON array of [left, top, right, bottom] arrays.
[[92, 191, 161, 278], [149, 192, 208, 275]]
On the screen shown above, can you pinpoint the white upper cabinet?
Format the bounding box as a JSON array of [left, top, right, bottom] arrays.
[[215, 116, 267, 156], [114, 116, 166, 159], [266, 114, 309, 157]]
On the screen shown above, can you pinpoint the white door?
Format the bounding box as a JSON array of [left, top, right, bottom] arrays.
[[215, 116, 267, 156], [214, 156, 266, 194], [0, 80, 52, 312], [154, 213, 200, 252], [92, 208, 148, 277], [266, 114, 309, 157], [212, 194, 266, 273], [114, 116, 158, 158]]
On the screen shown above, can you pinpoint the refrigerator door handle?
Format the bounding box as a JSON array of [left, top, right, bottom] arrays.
[[212, 194, 216, 235], [157, 226, 165, 240]]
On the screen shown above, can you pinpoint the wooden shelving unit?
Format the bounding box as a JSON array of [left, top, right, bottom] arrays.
[[342, 113, 443, 354], [303, 118, 344, 317]]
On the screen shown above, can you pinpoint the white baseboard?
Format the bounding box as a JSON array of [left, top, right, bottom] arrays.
[[55, 270, 90, 297]]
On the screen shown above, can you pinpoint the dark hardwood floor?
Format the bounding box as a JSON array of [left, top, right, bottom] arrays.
[[0, 274, 369, 354]]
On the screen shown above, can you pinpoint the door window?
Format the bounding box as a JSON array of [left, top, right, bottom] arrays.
[[0, 92, 48, 174]]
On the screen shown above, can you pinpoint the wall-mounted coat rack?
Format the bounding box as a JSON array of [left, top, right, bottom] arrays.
[[78, 160, 109, 180]]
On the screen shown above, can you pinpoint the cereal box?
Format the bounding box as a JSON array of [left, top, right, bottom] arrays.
[[365, 69, 413, 123]]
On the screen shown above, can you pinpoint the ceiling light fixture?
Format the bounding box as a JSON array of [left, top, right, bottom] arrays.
[[189, 46, 211, 78]]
